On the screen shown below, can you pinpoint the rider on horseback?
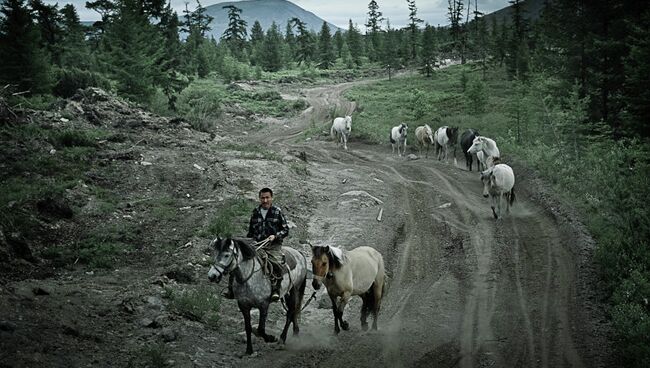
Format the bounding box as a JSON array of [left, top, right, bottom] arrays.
[[223, 187, 289, 302]]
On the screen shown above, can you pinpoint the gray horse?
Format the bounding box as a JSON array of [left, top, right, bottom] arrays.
[[207, 237, 308, 355]]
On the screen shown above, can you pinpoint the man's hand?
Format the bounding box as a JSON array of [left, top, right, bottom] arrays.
[[266, 235, 276, 242]]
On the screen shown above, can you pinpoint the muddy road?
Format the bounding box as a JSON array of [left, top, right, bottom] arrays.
[[242, 81, 611, 368], [0, 77, 611, 368]]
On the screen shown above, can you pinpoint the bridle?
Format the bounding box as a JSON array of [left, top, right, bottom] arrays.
[[211, 239, 262, 284]]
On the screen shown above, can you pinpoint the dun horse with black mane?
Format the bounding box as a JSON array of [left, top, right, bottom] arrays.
[[311, 245, 385, 334]]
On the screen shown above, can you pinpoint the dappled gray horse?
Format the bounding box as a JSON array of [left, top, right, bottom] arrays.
[[208, 237, 308, 355]]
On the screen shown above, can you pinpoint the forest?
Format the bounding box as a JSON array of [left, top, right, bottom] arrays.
[[1, 0, 649, 366]]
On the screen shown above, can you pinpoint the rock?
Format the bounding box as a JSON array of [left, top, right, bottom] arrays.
[[160, 327, 177, 342], [164, 266, 195, 284], [145, 296, 164, 310], [317, 292, 331, 309], [407, 154, 419, 160], [32, 287, 50, 296], [140, 317, 161, 328], [0, 321, 17, 332]]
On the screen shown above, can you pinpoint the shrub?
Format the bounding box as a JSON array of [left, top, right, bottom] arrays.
[[52, 67, 112, 98], [201, 198, 252, 238], [176, 80, 223, 131], [164, 285, 221, 329]]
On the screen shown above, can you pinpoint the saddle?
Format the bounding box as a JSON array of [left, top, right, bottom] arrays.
[[257, 248, 297, 279]]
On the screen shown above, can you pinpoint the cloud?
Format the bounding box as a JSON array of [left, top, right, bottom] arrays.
[[44, 0, 511, 29]]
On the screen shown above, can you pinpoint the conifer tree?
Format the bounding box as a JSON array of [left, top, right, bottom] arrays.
[[260, 22, 284, 72], [290, 17, 313, 65], [333, 29, 344, 58], [99, 0, 162, 102], [59, 4, 91, 69], [346, 19, 363, 66], [0, 0, 52, 94], [317, 21, 335, 69], [221, 5, 247, 59], [30, 0, 63, 65], [407, 0, 423, 60], [366, 0, 383, 61]]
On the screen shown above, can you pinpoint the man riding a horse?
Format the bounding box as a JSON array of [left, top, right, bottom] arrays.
[[223, 187, 289, 302]]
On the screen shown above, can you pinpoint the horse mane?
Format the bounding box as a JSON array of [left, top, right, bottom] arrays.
[[313, 245, 347, 269], [231, 237, 257, 260]]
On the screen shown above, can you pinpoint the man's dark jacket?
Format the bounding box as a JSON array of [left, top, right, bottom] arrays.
[[247, 205, 289, 254]]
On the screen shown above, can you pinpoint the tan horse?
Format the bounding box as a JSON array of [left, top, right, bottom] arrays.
[[311, 245, 385, 334]]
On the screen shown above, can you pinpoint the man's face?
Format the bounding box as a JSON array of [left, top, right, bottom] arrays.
[[259, 192, 273, 209]]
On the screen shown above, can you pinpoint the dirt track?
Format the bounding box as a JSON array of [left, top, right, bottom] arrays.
[[0, 77, 611, 368], [241, 80, 611, 368]]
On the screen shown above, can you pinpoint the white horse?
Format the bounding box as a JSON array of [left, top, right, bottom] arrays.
[[311, 245, 385, 334], [390, 123, 408, 156], [480, 164, 516, 219], [434, 126, 459, 163], [414, 124, 435, 158], [468, 136, 500, 171], [331, 115, 352, 150]]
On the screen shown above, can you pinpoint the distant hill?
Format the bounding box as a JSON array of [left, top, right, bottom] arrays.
[[202, 0, 342, 41], [482, 0, 544, 27]]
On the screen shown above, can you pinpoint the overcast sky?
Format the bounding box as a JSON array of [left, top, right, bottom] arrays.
[[45, 0, 511, 29]]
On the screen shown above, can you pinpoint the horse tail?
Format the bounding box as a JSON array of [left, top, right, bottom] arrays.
[[331, 124, 335, 138], [389, 131, 395, 144], [509, 187, 516, 206]]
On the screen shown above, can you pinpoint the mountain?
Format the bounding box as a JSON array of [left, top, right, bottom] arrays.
[[482, 0, 544, 27], [201, 0, 342, 41]]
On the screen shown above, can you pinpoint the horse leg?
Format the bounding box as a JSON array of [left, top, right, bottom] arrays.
[[360, 292, 371, 331], [293, 278, 307, 335], [372, 280, 383, 330], [338, 292, 351, 331], [330, 294, 341, 334], [257, 305, 277, 343], [280, 291, 295, 343], [343, 133, 348, 150], [490, 194, 498, 219], [240, 305, 254, 355]]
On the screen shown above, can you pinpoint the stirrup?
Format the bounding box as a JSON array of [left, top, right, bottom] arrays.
[[221, 289, 235, 299]]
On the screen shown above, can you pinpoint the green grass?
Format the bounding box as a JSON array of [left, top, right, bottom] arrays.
[[201, 197, 253, 238], [346, 63, 650, 366], [163, 285, 221, 329], [221, 142, 282, 161]]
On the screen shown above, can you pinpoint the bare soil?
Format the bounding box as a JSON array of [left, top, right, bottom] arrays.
[[0, 78, 612, 368]]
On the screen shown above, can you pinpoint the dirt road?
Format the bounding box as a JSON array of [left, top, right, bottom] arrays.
[[242, 80, 611, 368], [0, 78, 611, 368]]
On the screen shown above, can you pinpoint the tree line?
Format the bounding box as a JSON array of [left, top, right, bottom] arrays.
[[1, 0, 649, 141]]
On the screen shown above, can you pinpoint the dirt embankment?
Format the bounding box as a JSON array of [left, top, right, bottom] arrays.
[[0, 79, 611, 368]]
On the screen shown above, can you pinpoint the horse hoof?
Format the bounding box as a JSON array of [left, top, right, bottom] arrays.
[[361, 323, 369, 331], [341, 321, 349, 330], [264, 334, 277, 343]]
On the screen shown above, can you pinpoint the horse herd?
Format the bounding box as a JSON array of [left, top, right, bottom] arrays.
[[332, 116, 517, 220], [205, 116, 517, 356]]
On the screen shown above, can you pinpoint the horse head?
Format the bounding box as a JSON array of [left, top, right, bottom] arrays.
[[425, 124, 434, 144], [208, 237, 240, 283], [345, 115, 352, 132], [468, 136, 484, 154], [480, 169, 493, 198], [400, 123, 408, 137], [310, 245, 330, 290]]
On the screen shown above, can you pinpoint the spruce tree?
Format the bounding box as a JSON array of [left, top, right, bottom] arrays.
[[317, 21, 335, 69], [290, 17, 313, 65], [0, 0, 52, 94], [366, 0, 384, 61], [221, 5, 247, 59], [30, 0, 63, 65], [407, 0, 423, 61], [347, 19, 363, 66], [99, 0, 162, 103], [260, 22, 284, 72], [59, 4, 91, 69]]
